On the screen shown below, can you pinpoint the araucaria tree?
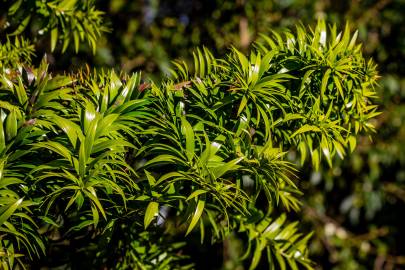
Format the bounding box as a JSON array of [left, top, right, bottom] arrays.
[[0, 1, 379, 269]]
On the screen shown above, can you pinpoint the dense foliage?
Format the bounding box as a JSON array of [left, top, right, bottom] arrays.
[[87, 1, 403, 269], [0, 1, 399, 269]]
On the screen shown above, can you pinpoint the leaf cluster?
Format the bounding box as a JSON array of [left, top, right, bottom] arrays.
[[0, 21, 378, 269], [1, 0, 107, 54]]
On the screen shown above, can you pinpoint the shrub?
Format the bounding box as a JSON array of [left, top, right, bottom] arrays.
[[0, 2, 379, 269]]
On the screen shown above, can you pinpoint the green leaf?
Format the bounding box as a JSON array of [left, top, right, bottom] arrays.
[[143, 154, 187, 168], [333, 75, 344, 99], [8, 0, 23, 15], [0, 198, 23, 226], [50, 115, 81, 147], [16, 77, 28, 107], [181, 117, 195, 161], [144, 170, 156, 187], [321, 136, 332, 167], [84, 117, 98, 161], [290, 125, 321, 138], [234, 48, 249, 74], [109, 70, 123, 102], [348, 30, 359, 50], [50, 28, 58, 52], [186, 199, 205, 235], [58, 0, 78, 11], [9, 15, 31, 36], [35, 141, 73, 163], [237, 96, 248, 116], [144, 201, 159, 229], [311, 148, 320, 171], [212, 157, 244, 179], [186, 190, 207, 201], [91, 205, 99, 228], [320, 69, 331, 99], [348, 135, 357, 153], [38, 216, 60, 228], [249, 239, 263, 270], [73, 31, 80, 52], [5, 109, 18, 141], [84, 188, 107, 220], [44, 75, 73, 92], [0, 118, 5, 153], [298, 141, 307, 165], [199, 135, 225, 164]]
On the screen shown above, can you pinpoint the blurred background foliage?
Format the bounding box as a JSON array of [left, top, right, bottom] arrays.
[[1, 0, 404, 269]]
